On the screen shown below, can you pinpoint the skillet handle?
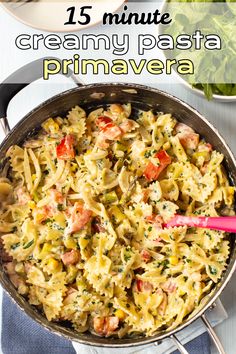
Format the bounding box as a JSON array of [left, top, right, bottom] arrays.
[[0, 57, 83, 135], [169, 310, 226, 354], [170, 334, 190, 354], [201, 313, 226, 354]]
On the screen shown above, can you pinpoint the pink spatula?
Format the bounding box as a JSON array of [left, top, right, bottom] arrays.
[[164, 215, 236, 233]]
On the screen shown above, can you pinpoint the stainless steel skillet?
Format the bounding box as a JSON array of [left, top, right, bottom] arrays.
[[0, 58, 235, 354]]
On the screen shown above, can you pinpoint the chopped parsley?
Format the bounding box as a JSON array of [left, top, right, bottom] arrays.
[[209, 265, 218, 276], [144, 150, 152, 158], [11, 242, 20, 250], [57, 204, 64, 211], [124, 253, 131, 262], [42, 218, 52, 225], [23, 239, 34, 249]]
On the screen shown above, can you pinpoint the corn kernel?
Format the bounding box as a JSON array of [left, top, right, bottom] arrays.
[[179, 289, 186, 296], [46, 258, 61, 273], [34, 210, 46, 224], [129, 165, 135, 171], [39, 243, 53, 259], [42, 118, 59, 134], [66, 265, 78, 283], [46, 229, 61, 241], [163, 142, 171, 150], [85, 149, 92, 155], [54, 213, 66, 227], [115, 309, 126, 320], [64, 237, 77, 250], [70, 163, 78, 172], [169, 256, 178, 266], [80, 238, 89, 249], [115, 142, 127, 152], [28, 201, 36, 209], [109, 206, 126, 224]]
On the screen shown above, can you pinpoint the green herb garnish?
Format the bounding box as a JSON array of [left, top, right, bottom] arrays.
[[11, 242, 20, 250], [23, 239, 34, 249], [209, 265, 218, 275], [57, 204, 64, 211]]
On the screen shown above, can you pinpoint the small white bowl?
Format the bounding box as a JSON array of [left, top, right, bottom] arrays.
[[0, 0, 125, 33]]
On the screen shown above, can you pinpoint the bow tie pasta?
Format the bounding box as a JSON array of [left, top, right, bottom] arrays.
[[0, 103, 234, 338]]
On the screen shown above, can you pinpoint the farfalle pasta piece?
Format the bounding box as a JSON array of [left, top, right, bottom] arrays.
[[160, 179, 179, 201], [155, 201, 179, 222], [2, 219, 36, 262]]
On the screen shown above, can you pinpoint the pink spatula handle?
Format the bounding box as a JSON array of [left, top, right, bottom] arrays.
[[164, 215, 236, 233]]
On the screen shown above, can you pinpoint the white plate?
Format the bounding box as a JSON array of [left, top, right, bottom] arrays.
[[1, 0, 125, 32]]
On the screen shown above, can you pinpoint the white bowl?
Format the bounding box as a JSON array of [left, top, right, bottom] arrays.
[[0, 0, 125, 32], [159, 0, 236, 103], [178, 74, 236, 103]]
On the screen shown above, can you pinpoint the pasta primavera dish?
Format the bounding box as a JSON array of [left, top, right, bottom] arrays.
[[0, 103, 234, 337]]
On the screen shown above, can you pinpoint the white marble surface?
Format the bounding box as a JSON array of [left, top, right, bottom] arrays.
[[0, 79, 236, 354]]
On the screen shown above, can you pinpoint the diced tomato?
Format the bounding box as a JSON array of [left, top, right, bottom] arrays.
[[94, 316, 119, 336], [143, 150, 171, 181], [96, 116, 123, 143], [67, 202, 92, 234], [56, 135, 75, 160], [61, 250, 80, 266], [143, 162, 160, 181], [96, 116, 113, 129], [136, 279, 153, 292], [140, 249, 151, 262], [154, 150, 172, 165]]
